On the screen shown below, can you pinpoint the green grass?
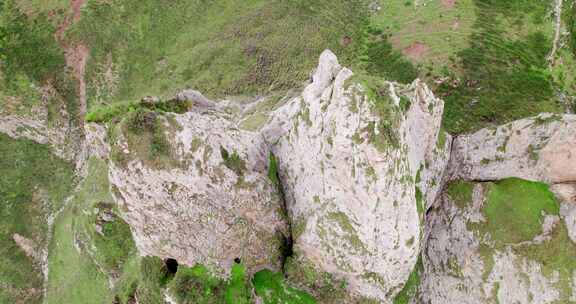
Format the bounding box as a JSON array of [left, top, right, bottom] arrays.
[[0, 134, 74, 304], [225, 264, 251, 304], [91, 204, 136, 272], [168, 262, 252, 304], [69, 0, 369, 107], [393, 256, 423, 304], [569, 0, 576, 54], [253, 269, 317, 304], [447, 181, 474, 209], [438, 0, 562, 133], [478, 178, 559, 246], [464, 178, 575, 301], [47, 157, 137, 303], [0, 1, 78, 118], [45, 203, 112, 304], [371, 0, 477, 68]]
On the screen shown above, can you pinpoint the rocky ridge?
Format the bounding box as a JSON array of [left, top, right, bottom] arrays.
[[1, 50, 575, 303]]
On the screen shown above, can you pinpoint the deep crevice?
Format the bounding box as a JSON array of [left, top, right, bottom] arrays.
[[268, 151, 295, 269]]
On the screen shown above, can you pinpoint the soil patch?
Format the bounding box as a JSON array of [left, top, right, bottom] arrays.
[[442, 0, 457, 9], [402, 42, 429, 61]]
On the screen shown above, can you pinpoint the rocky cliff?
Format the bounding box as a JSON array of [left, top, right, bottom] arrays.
[[2, 50, 575, 303]]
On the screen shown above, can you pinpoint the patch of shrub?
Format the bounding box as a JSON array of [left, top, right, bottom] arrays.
[[85, 102, 139, 123], [220, 147, 247, 176], [360, 26, 418, 84], [86, 99, 190, 123]]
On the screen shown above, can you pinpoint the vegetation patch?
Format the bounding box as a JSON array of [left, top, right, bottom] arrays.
[[0, 1, 79, 118], [513, 223, 576, 301], [253, 269, 317, 304], [477, 178, 559, 246], [168, 262, 251, 304], [360, 26, 418, 84], [220, 147, 247, 176], [268, 152, 280, 186], [85, 98, 191, 123], [113, 109, 175, 168], [284, 253, 348, 303], [393, 256, 423, 304], [69, 0, 369, 106], [438, 0, 562, 133], [47, 157, 136, 303], [0, 134, 74, 304], [351, 75, 402, 152], [447, 181, 474, 209]]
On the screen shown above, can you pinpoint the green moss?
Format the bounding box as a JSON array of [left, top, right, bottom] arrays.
[[436, 128, 447, 150], [299, 100, 313, 127], [527, 144, 540, 161], [253, 269, 317, 304], [513, 224, 576, 302], [284, 253, 348, 303], [393, 256, 423, 304], [85, 98, 191, 123], [326, 212, 366, 252], [240, 112, 269, 131], [221, 147, 247, 176], [415, 187, 424, 217], [447, 181, 474, 209], [225, 263, 251, 304], [365, 165, 378, 182], [191, 138, 203, 153], [479, 178, 560, 246], [268, 152, 280, 186], [92, 208, 137, 272], [399, 96, 412, 113]]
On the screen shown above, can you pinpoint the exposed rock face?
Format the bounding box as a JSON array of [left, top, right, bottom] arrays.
[[421, 180, 576, 304], [264, 50, 448, 301], [422, 113, 576, 304], [104, 108, 289, 276], [449, 114, 576, 183]]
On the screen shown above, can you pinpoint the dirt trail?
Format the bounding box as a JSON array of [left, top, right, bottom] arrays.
[[54, 0, 88, 122]]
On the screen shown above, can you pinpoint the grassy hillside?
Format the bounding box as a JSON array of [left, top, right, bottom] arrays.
[[0, 134, 74, 304], [3, 0, 572, 133]]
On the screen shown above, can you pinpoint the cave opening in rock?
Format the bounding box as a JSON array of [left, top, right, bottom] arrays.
[[165, 258, 179, 274], [234, 257, 241, 264]]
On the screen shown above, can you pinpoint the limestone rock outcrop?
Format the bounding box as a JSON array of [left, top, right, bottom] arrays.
[[449, 113, 576, 184], [263, 50, 449, 302], [104, 108, 289, 276]]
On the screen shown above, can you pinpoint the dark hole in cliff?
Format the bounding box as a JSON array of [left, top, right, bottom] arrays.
[[279, 232, 293, 262], [165, 258, 179, 274], [234, 257, 241, 264]]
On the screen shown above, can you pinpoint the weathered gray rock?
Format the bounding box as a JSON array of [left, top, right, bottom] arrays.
[[449, 113, 576, 184], [264, 50, 448, 302], [104, 108, 289, 276], [174, 89, 215, 108]]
